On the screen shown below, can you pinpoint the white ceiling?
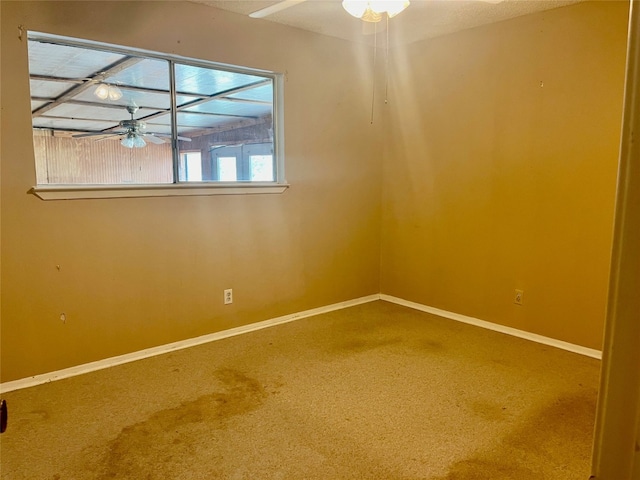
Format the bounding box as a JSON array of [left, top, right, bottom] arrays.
[[194, 0, 585, 45]]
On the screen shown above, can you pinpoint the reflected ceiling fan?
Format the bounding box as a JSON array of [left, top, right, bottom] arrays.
[[249, 0, 504, 20], [73, 104, 191, 148]]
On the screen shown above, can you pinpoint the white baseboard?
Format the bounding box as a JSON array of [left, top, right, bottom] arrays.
[[1, 293, 601, 393], [380, 294, 602, 359], [0, 294, 380, 393]]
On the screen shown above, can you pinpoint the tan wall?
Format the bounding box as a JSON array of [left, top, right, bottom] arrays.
[[381, 1, 629, 350], [0, 1, 383, 382]]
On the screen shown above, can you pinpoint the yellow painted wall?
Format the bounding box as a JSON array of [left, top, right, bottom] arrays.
[[381, 1, 629, 350], [0, 1, 383, 382]]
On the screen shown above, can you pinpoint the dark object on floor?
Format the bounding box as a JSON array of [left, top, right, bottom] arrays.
[[1, 399, 7, 433]]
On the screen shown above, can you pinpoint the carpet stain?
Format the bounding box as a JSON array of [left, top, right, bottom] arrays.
[[13, 409, 50, 429], [438, 458, 536, 480], [417, 338, 445, 352], [508, 388, 597, 459], [490, 358, 512, 368], [30, 409, 50, 420], [98, 368, 266, 479], [469, 399, 508, 422], [320, 312, 413, 355], [436, 389, 597, 479], [338, 336, 402, 353]]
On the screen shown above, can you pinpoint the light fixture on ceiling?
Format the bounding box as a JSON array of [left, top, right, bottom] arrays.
[[121, 131, 146, 148], [342, 0, 410, 23], [94, 83, 123, 101], [342, 1, 411, 123]]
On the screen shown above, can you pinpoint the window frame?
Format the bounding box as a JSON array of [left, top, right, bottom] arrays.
[[26, 32, 288, 200]]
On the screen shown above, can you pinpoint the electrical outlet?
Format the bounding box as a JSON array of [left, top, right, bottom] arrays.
[[224, 289, 233, 305], [514, 289, 524, 306]]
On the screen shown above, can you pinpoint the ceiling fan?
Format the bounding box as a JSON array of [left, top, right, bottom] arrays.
[[73, 104, 191, 148], [250, 0, 307, 18], [249, 0, 504, 20]]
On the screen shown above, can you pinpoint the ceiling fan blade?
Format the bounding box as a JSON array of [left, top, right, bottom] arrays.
[[95, 134, 124, 143], [249, 0, 307, 19], [144, 134, 166, 145], [149, 133, 192, 142]]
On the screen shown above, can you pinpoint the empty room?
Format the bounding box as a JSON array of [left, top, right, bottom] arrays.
[[1, 0, 638, 479]]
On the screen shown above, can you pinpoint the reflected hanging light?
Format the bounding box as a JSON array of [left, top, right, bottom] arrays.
[[342, 0, 410, 22], [121, 132, 146, 148], [94, 83, 123, 101], [132, 134, 146, 148]]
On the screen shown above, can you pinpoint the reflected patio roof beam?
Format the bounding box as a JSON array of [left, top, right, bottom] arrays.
[[31, 56, 144, 118]]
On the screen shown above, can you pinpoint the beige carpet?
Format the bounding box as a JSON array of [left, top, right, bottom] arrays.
[[0, 300, 600, 479]]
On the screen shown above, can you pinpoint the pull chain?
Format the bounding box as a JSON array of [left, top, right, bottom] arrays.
[[371, 23, 377, 124], [371, 15, 391, 123], [385, 14, 389, 104]]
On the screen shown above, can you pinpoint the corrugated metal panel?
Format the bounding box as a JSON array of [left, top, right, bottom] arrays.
[[227, 83, 273, 102], [108, 58, 170, 90], [28, 38, 275, 136], [175, 112, 239, 128], [182, 99, 271, 118], [32, 117, 117, 131], [175, 64, 264, 96], [29, 79, 77, 99], [44, 103, 129, 122], [28, 40, 125, 78], [31, 100, 48, 110]]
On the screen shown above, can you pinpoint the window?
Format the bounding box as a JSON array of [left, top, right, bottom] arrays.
[[179, 152, 203, 182], [250, 155, 274, 182], [26, 32, 286, 199], [210, 144, 274, 182], [217, 157, 238, 182]]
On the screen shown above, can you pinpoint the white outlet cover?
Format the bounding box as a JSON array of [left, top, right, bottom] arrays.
[[224, 289, 233, 304]]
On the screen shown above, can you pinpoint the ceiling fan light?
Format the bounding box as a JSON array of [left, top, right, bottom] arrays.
[[342, 0, 368, 19], [121, 134, 135, 148], [381, 0, 410, 18], [107, 85, 123, 101], [94, 83, 109, 100], [132, 135, 146, 148], [342, 0, 409, 22], [369, 0, 400, 14], [95, 83, 123, 101], [361, 7, 382, 23]]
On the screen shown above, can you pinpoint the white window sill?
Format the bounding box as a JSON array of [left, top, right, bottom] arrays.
[[29, 183, 290, 200]]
